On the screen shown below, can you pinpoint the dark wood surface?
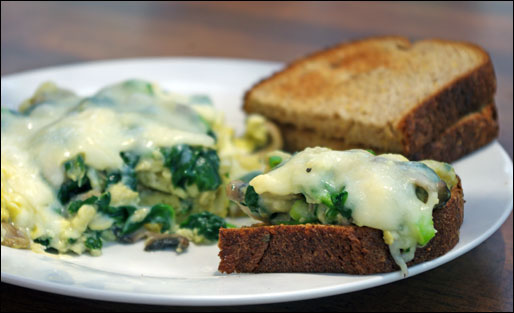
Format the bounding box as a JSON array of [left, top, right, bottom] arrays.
[[1, 2, 512, 311]]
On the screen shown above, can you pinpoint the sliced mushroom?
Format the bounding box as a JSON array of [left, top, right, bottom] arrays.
[[226, 180, 248, 204], [1, 222, 30, 249], [144, 233, 189, 253]]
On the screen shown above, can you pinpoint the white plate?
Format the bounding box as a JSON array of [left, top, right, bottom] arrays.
[[1, 58, 513, 306]]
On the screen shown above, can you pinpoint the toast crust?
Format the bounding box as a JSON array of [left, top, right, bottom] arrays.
[[244, 37, 497, 158], [218, 178, 464, 274], [397, 45, 496, 155], [276, 102, 498, 163], [411, 102, 498, 161]]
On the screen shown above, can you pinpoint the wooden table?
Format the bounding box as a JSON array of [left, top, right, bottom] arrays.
[[1, 2, 512, 311]]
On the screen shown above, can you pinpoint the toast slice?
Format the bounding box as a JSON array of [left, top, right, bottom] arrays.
[[244, 36, 497, 161], [278, 102, 498, 162], [218, 178, 464, 274]]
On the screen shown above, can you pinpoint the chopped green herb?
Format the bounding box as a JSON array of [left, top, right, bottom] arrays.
[[96, 192, 111, 213], [207, 129, 217, 142], [67, 192, 111, 215], [85, 232, 103, 250], [121, 203, 175, 236], [161, 144, 221, 192], [180, 211, 229, 241], [67, 195, 98, 214], [244, 185, 261, 215], [120, 151, 140, 168], [314, 186, 351, 220], [58, 155, 92, 204], [34, 237, 51, 247], [64, 154, 87, 186], [332, 187, 351, 219], [145, 203, 175, 233]]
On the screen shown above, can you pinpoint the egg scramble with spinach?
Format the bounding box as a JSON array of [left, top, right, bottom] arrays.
[[1, 80, 280, 255]]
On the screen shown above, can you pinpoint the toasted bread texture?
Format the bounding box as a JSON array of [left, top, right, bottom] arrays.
[[244, 36, 497, 161], [218, 178, 464, 274], [278, 102, 498, 162]]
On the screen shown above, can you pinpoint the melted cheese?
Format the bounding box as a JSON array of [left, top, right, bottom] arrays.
[[250, 147, 453, 274], [1, 145, 72, 251], [0, 80, 217, 253], [1, 80, 276, 255]]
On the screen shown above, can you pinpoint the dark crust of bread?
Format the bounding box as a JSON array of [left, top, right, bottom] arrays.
[[410, 102, 498, 161], [244, 37, 498, 161], [397, 45, 497, 155], [275, 102, 498, 163], [218, 179, 464, 275]]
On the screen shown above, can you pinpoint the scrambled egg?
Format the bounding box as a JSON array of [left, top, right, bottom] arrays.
[[1, 80, 279, 255]]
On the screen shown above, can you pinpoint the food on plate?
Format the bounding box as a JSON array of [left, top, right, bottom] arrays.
[[1, 80, 281, 255], [219, 147, 464, 275], [244, 36, 498, 163]]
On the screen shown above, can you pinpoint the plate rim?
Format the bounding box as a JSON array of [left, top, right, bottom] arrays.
[[1, 57, 513, 306], [0, 56, 284, 80]]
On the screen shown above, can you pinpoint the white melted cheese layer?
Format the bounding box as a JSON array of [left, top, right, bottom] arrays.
[[250, 147, 445, 274], [1, 81, 216, 251], [27, 107, 214, 186], [1, 137, 70, 248]]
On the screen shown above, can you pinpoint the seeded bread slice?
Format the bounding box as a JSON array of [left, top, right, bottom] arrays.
[[277, 102, 498, 163], [244, 37, 497, 160], [218, 178, 463, 274]]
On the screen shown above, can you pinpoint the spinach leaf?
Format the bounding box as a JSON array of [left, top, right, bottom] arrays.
[[121, 204, 175, 236], [107, 205, 138, 237], [63, 154, 87, 186], [118, 151, 139, 190], [57, 155, 92, 204], [207, 129, 217, 142], [34, 236, 51, 247], [161, 145, 221, 192], [120, 151, 140, 168], [244, 185, 261, 215], [180, 211, 228, 241], [85, 232, 103, 250], [67, 192, 111, 215], [144, 203, 175, 233], [325, 187, 351, 219], [96, 192, 111, 213], [67, 195, 98, 214]]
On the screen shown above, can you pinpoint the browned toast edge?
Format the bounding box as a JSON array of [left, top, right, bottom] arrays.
[[397, 39, 496, 155]]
